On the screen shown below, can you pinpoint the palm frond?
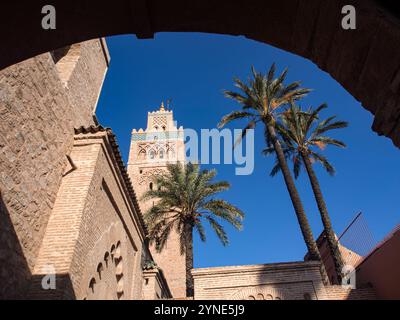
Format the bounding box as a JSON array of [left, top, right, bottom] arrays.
[[310, 151, 336, 176], [313, 120, 349, 137], [194, 221, 206, 242], [262, 146, 275, 156], [293, 155, 303, 179], [143, 163, 243, 252], [270, 160, 282, 177], [274, 102, 347, 178], [311, 137, 347, 148], [220, 64, 311, 133], [218, 111, 256, 128], [206, 216, 229, 246], [304, 103, 327, 134], [233, 120, 258, 148], [203, 199, 244, 222]]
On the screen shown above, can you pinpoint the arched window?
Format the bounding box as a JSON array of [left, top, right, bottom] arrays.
[[150, 182, 153, 191], [162, 126, 166, 131], [89, 278, 96, 293], [159, 149, 164, 159], [97, 263, 104, 279], [104, 252, 110, 267], [115, 242, 122, 260], [256, 293, 265, 300], [110, 245, 116, 260], [149, 150, 155, 160], [167, 148, 175, 159], [138, 150, 146, 160]]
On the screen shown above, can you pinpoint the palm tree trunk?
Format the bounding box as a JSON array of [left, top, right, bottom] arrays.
[[266, 123, 321, 261], [301, 151, 345, 283], [185, 224, 194, 297]]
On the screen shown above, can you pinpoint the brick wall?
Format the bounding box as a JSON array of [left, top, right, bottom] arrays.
[[356, 225, 400, 299], [192, 262, 326, 300], [322, 286, 376, 300], [192, 261, 376, 300], [0, 39, 109, 298], [142, 269, 172, 300], [29, 130, 151, 299]]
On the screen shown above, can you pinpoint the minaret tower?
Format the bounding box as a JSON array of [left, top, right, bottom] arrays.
[[127, 102, 186, 298]]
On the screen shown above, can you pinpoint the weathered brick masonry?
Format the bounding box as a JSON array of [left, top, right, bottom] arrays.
[[0, 39, 109, 298], [192, 262, 376, 300], [29, 126, 170, 299], [0, 37, 173, 300]]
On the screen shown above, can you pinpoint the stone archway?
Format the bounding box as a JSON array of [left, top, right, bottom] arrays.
[[1, 0, 400, 147]]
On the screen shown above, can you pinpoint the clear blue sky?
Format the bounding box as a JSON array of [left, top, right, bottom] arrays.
[[97, 33, 400, 268]]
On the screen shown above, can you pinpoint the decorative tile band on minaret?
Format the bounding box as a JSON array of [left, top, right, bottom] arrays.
[[129, 102, 185, 165]]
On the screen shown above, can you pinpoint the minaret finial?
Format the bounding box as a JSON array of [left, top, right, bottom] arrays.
[[160, 101, 165, 112]]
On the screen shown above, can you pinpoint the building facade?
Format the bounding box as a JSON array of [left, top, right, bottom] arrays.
[[192, 261, 375, 300], [127, 104, 187, 298], [0, 38, 172, 300]]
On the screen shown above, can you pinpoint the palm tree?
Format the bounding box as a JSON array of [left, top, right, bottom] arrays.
[[142, 162, 244, 297], [267, 102, 348, 283], [219, 64, 322, 262]]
